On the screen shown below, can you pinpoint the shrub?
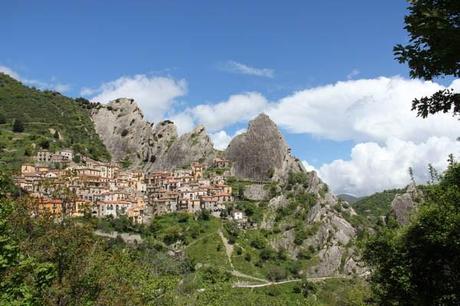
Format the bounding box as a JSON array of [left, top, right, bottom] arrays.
[[72, 155, 81, 163], [260, 248, 275, 261], [235, 246, 243, 255], [266, 266, 287, 281], [12, 119, 24, 133], [250, 236, 266, 249], [39, 139, 50, 149], [244, 253, 251, 262], [121, 129, 129, 137], [197, 209, 210, 221], [300, 278, 317, 297]]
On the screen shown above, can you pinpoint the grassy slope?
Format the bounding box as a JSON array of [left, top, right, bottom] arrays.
[[117, 213, 370, 305], [0, 73, 110, 171], [351, 188, 403, 224]]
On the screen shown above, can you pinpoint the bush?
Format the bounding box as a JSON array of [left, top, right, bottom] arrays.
[[235, 246, 243, 255], [266, 266, 287, 281], [197, 209, 210, 221], [250, 236, 266, 249], [12, 119, 24, 133], [121, 129, 129, 137], [244, 253, 251, 262], [260, 248, 275, 261], [72, 155, 81, 163], [39, 139, 50, 149], [300, 278, 317, 297]]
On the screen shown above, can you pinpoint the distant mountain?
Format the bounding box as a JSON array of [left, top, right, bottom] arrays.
[[0, 73, 110, 171], [338, 194, 361, 204]]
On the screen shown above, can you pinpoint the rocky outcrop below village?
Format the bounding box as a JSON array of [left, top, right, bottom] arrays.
[[260, 172, 366, 277], [91, 98, 217, 171]]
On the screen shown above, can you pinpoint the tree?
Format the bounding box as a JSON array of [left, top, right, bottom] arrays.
[[0, 113, 6, 124], [0, 172, 55, 304], [394, 0, 460, 118], [364, 162, 460, 305], [12, 119, 24, 133], [408, 166, 415, 183]]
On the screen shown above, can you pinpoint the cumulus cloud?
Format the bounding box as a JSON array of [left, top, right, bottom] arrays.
[[268, 77, 459, 143], [318, 137, 460, 196], [210, 129, 246, 150], [179, 92, 269, 132], [221, 61, 274, 78], [86, 74, 187, 122], [0, 65, 20, 79], [302, 160, 317, 172]]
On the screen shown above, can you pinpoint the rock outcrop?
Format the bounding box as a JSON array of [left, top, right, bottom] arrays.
[[390, 183, 422, 225], [264, 176, 365, 277], [152, 125, 216, 170], [225, 113, 304, 182], [243, 184, 269, 201], [91, 98, 217, 171], [91, 98, 161, 168]]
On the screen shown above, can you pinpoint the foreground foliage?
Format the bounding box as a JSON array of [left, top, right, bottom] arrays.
[[364, 163, 460, 305], [0, 171, 370, 305]]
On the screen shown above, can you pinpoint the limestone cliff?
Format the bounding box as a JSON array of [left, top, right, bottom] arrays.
[[225, 113, 304, 182], [151, 125, 216, 170], [390, 183, 422, 225], [226, 114, 365, 277], [260, 172, 366, 277], [91, 98, 216, 170]]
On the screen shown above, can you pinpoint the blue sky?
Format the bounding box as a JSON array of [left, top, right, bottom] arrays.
[[2, 1, 459, 195]]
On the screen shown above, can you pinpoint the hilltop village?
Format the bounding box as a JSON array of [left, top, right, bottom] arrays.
[[14, 149, 238, 224]]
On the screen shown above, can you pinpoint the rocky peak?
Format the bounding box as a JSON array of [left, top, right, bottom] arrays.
[[151, 124, 217, 170], [91, 98, 217, 171], [91, 98, 157, 167], [225, 113, 304, 181]]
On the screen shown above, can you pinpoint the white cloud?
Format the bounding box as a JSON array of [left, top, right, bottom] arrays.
[[318, 137, 460, 196], [346, 69, 360, 80], [0, 65, 20, 79], [210, 129, 246, 150], [221, 61, 274, 78], [87, 74, 187, 123], [182, 92, 269, 132], [268, 77, 459, 143], [170, 112, 196, 135], [302, 160, 318, 172]]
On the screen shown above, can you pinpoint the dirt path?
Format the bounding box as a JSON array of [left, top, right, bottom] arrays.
[[186, 232, 215, 248], [94, 230, 143, 244], [233, 275, 352, 288], [218, 229, 235, 269], [230, 270, 268, 283]]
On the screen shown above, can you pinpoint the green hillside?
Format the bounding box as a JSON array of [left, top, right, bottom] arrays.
[[351, 188, 403, 225], [0, 73, 110, 171]]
